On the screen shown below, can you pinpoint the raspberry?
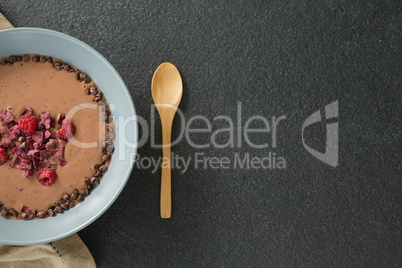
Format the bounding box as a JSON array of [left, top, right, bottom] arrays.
[[21, 205, 31, 213], [18, 114, 38, 135], [0, 148, 7, 166], [37, 168, 57, 186], [56, 128, 66, 140], [56, 119, 76, 140]]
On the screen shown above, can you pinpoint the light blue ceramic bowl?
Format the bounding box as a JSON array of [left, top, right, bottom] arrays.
[[0, 28, 137, 245]]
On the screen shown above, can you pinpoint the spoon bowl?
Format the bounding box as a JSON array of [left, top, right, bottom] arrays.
[[152, 63, 183, 108]]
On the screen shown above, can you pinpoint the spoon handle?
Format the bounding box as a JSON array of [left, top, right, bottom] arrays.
[[160, 120, 172, 218]]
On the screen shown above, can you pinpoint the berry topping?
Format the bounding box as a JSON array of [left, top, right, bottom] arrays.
[[0, 148, 8, 166], [0, 110, 14, 123], [56, 119, 76, 140], [21, 205, 31, 213], [37, 168, 57, 186], [18, 114, 38, 135]]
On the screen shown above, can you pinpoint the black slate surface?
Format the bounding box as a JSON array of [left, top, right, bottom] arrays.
[[1, 1, 401, 267]]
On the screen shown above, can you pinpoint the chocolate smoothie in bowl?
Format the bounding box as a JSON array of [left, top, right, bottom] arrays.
[[0, 54, 115, 220]]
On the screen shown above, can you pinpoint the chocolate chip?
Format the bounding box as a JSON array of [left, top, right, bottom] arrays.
[[37, 121, 45, 130], [32, 55, 40, 62], [48, 209, 55, 217], [101, 112, 109, 122], [0, 208, 7, 217], [1, 59, 7, 65], [60, 199, 67, 205], [63, 64, 71, 71], [100, 104, 107, 112], [85, 76, 92, 83], [46, 57, 53, 63], [20, 142, 26, 150], [90, 177, 100, 187], [75, 70, 80, 76], [86, 87, 91, 95], [79, 189, 87, 196], [50, 164, 58, 170], [8, 55, 16, 63], [20, 212, 27, 219], [94, 170, 102, 177], [16, 55, 23, 62], [60, 204, 68, 211], [94, 96, 102, 102], [77, 195, 84, 202], [98, 100, 105, 106], [107, 146, 115, 153], [93, 163, 102, 171], [106, 116, 113, 123], [40, 56, 47, 63], [99, 102, 107, 111], [70, 193, 77, 200], [99, 165, 108, 173], [89, 86, 98, 95], [78, 72, 87, 81], [68, 200, 75, 208], [55, 65, 62, 71], [84, 177, 91, 186], [36, 210, 46, 218], [108, 131, 115, 139], [102, 154, 111, 163], [27, 213, 34, 220], [69, 68, 75, 73], [57, 113, 65, 124], [54, 61, 62, 67], [7, 208, 18, 217], [54, 206, 62, 214], [73, 189, 79, 195], [0, 202, 3, 207], [23, 54, 30, 62], [62, 193, 70, 200]]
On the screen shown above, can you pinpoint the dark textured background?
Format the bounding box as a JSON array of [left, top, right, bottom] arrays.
[[1, 0, 401, 267]]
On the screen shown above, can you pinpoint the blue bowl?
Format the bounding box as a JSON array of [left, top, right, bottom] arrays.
[[0, 28, 138, 245]]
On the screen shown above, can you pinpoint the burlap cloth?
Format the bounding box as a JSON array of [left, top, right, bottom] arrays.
[[0, 12, 96, 268], [0, 234, 96, 268]]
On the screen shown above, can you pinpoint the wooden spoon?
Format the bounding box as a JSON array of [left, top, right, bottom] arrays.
[[151, 62, 183, 218]]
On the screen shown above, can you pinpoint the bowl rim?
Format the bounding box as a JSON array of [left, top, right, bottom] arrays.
[[0, 27, 138, 245]]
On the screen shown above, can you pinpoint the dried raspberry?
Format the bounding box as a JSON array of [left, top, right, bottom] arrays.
[[0, 148, 7, 166], [37, 168, 57, 186], [21, 205, 31, 213], [56, 128, 66, 140], [18, 114, 38, 135], [56, 119, 76, 140], [0, 110, 14, 123]]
